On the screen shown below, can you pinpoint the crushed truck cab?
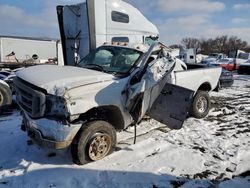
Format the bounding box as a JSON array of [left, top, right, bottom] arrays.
[[14, 43, 221, 165]]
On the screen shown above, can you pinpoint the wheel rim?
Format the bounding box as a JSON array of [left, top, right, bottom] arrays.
[[87, 133, 112, 161], [0, 92, 3, 106], [196, 96, 208, 114]]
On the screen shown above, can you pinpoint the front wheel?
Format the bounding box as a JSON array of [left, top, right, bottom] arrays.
[[0, 82, 12, 108], [71, 120, 117, 165], [190, 91, 210, 119]]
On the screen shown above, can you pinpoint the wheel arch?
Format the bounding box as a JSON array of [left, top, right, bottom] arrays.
[[197, 82, 212, 92], [74, 105, 125, 131]]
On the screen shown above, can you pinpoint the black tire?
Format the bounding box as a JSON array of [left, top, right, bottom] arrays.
[[0, 82, 12, 108], [190, 90, 210, 119], [214, 81, 221, 92], [71, 120, 117, 165]]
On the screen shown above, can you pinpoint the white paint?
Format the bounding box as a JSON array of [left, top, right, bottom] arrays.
[[57, 42, 64, 66], [173, 66, 221, 92], [16, 65, 115, 96]]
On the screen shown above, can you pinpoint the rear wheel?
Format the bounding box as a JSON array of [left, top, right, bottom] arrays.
[[71, 120, 116, 165], [190, 91, 210, 119]]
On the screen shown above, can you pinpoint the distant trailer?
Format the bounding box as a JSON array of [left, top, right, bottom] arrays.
[[0, 62, 40, 69], [179, 47, 197, 64], [0, 36, 59, 64]]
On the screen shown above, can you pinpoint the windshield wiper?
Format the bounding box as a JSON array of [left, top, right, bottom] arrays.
[[82, 64, 104, 72]]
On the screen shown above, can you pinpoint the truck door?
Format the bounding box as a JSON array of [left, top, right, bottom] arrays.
[[57, 0, 96, 66], [147, 83, 194, 129], [124, 43, 194, 129]]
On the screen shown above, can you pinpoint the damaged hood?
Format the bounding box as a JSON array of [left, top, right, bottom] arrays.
[[16, 65, 114, 96]]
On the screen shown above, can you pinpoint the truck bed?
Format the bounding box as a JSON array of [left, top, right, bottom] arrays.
[[173, 64, 221, 93]]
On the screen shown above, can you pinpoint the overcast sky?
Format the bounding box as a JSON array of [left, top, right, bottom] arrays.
[[0, 0, 249, 45]]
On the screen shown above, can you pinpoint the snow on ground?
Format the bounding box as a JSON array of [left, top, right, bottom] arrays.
[[0, 75, 250, 188]]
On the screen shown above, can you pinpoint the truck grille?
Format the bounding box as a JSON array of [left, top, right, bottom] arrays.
[[14, 78, 46, 118]]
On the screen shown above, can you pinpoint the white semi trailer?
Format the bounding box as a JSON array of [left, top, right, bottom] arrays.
[[57, 0, 159, 66], [0, 36, 59, 63]]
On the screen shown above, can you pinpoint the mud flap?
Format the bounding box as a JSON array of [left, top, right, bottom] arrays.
[[147, 83, 194, 129]]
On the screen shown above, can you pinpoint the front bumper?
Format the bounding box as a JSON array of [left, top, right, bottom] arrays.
[[22, 112, 82, 149]]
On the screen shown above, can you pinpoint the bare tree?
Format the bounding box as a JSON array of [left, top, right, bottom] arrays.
[[214, 35, 228, 53], [180, 35, 249, 55], [227, 36, 247, 52], [181, 38, 201, 51], [243, 45, 250, 53], [169, 44, 182, 49]]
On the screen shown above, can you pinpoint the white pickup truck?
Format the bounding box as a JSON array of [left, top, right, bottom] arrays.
[[14, 42, 221, 165]]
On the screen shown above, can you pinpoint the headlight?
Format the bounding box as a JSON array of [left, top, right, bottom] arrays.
[[45, 95, 68, 117]]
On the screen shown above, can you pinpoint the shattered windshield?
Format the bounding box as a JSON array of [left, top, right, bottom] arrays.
[[78, 46, 142, 74]]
